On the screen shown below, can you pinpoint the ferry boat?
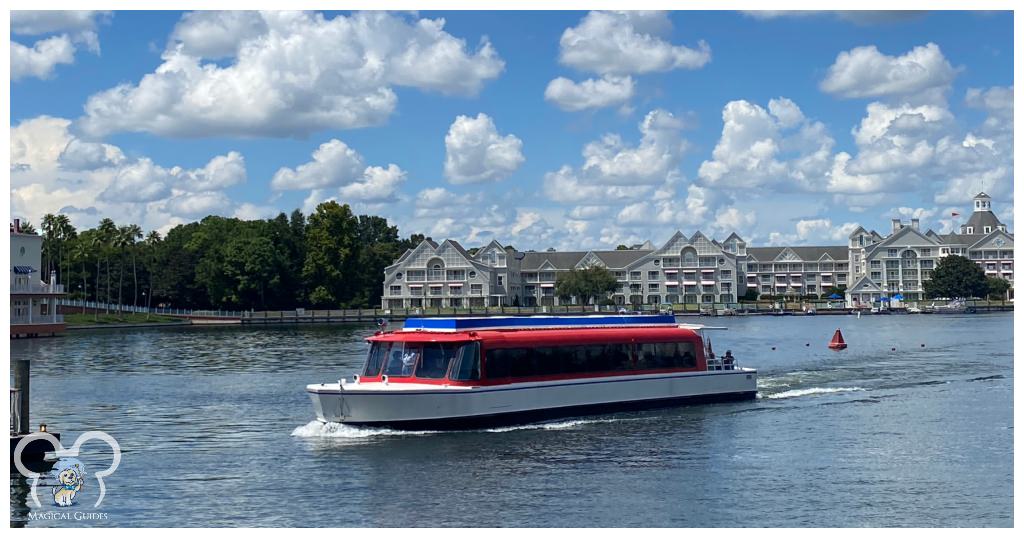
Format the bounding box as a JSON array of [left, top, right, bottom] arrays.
[[306, 315, 757, 429]]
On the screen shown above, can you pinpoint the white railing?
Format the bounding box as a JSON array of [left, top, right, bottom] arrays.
[[11, 314, 64, 325], [10, 282, 64, 294], [57, 298, 243, 318]]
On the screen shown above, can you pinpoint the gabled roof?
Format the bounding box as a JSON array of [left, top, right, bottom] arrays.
[[575, 251, 606, 269], [440, 239, 471, 260], [847, 275, 883, 294], [967, 228, 1014, 250], [723, 232, 745, 243], [963, 209, 1004, 233]]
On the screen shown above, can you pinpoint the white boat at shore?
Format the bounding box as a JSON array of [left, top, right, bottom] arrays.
[[306, 315, 757, 429]]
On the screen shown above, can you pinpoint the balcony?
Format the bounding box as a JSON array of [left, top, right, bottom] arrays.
[[10, 282, 64, 294]]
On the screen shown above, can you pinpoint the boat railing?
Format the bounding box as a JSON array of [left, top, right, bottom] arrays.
[[705, 356, 738, 371]]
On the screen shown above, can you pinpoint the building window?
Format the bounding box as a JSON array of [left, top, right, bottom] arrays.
[[471, 284, 483, 295], [389, 286, 401, 296], [653, 259, 660, 266], [630, 271, 642, 280], [395, 272, 403, 280], [497, 276, 504, 286], [648, 283, 659, 292], [888, 249, 898, 257], [469, 271, 477, 279], [648, 271, 659, 280]]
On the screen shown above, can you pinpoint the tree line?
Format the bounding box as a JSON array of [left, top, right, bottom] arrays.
[[26, 202, 425, 311]]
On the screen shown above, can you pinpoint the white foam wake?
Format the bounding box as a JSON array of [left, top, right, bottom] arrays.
[[291, 420, 439, 438], [484, 418, 616, 433], [764, 387, 865, 400]]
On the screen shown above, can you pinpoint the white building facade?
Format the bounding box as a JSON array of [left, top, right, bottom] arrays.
[[10, 219, 65, 337]]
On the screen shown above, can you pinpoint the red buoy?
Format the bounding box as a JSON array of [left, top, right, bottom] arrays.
[[828, 329, 847, 350]]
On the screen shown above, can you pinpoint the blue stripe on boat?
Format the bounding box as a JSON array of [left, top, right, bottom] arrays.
[[401, 314, 677, 332]]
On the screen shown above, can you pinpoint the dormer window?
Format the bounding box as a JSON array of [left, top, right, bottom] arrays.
[[966, 227, 974, 234], [984, 226, 992, 234]]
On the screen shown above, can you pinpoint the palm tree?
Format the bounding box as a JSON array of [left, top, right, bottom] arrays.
[[87, 232, 105, 321], [41, 214, 58, 277], [122, 224, 144, 307], [55, 215, 76, 290], [143, 231, 161, 320], [70, 238, 92, 314], [96, 218, 117, 314]]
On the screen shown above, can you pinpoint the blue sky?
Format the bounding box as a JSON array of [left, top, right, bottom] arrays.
[[9, 10, 1014, 250]]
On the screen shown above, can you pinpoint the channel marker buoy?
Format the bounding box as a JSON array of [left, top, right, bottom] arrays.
[[828, 329, 847, 350]]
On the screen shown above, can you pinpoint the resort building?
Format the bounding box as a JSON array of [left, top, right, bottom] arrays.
[[383, 231, 747, 308], [744, 247, 850, 299], [10, 219, 65, 337], [846, 192, 1014, 305], [382, 192, 1012, 308]]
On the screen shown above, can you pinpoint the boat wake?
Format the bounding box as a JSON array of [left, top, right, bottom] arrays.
[[291, 420, 440, 438], [762, 386, 865, 400], [291, 416, 622, 439]]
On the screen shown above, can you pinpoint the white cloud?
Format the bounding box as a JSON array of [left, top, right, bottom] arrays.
[[414, 187, 481, 212], [582, 109, 687, 185], [444, 113, 524, 184], [271, 140, 365, 190], [337, 164, 406, 203], [168, 11, 268, 59], [58, 138, 126, 171], [544, 75, 634, 112], [161, 191, 232, 218], [272, 138, 406, 203], [542, 166, 649, 204], [698, 98, 833, 190], [10, 11, 109, 81], [77, 11, 504, 138], [11, 35, 76, 81], [559, 11, 710, 75], [820, 43, 957, 101], [234, 202, 280, 221], [10, 115, 250, 232]]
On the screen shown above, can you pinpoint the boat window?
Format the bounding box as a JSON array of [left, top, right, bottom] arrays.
[[485, 343, 633, 379], [449, 342, 481, 381], [383, 343, 419, 377], [416, 343, 460, 379], [637, 342, 697, 370], [363, 342, 391, 376]]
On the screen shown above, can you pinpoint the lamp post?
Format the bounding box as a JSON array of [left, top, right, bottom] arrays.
[[142, 291, 148, 321], [78, 284, 84, 314]]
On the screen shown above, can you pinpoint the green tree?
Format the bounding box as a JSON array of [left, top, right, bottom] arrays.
[[302, 202, 358, 307], [985, 277, 1011, 301], [555, 266, 618, 305], [615, 244, 630, 250], [924, 255, 988, 299]]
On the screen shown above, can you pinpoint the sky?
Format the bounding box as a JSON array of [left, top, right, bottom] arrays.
[[8, 9, 1015, 251]]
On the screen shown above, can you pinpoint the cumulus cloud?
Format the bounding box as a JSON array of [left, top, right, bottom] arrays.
[[559, 11, 710, 75], [58, 138, 126, 171], [581, 109, 688, 185], [820, 43, 957, 101], [10, 115, 252, 232], [77, 11, 504, 138], [698, 97, 833, 190], [11, 36, 77, 81], [271, 140, 365, 190], [10, 11, 109, 81], [272, 138, 406, 203], [544, 75, 635, 111], [444, 113, 524, 184]]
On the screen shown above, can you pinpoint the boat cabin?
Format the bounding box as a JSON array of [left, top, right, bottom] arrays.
[[356, 316, 720, 387]]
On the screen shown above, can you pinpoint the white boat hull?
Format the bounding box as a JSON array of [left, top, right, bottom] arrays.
[[307, 368, 757, 429]]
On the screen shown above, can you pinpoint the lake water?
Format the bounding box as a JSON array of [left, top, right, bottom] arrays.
[[9, 313, 1013, 527]]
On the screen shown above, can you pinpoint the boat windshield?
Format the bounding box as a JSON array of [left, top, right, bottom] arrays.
[[363, 341, 480, 381]]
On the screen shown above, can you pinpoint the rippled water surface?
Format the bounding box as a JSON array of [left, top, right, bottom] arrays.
[[10, 313, 1013, 527]]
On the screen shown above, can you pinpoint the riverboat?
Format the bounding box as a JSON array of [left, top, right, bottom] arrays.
[[306, 315, 757, 429]]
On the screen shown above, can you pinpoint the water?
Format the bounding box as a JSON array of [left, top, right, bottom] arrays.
[[9, 313, 1013, 527]]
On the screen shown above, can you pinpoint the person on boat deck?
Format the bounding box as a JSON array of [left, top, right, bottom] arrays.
[[723, 350, 735, 370]]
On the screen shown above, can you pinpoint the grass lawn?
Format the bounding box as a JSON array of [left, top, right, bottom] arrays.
[[64, 312, 186, 326]]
